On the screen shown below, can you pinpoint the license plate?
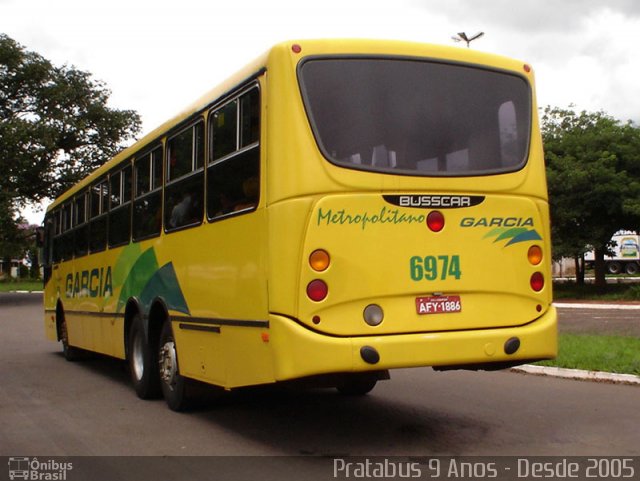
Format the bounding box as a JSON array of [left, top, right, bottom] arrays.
[[415, 295, 462, 315]]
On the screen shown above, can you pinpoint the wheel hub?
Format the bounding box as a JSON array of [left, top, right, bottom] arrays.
[[159, 341, 178, 389]]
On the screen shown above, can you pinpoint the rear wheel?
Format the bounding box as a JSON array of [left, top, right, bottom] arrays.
[[336, 373, 378, 396], [128, 315, 161, 399], [159, 319, 193, 411], [59, 311, 84, 361]]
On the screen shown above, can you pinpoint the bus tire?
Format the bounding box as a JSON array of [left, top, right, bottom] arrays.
[[128, 315, 161, 399], [58, 310, 84, 362], [158, 319, 194, 411], [336, 373, 378, 396]]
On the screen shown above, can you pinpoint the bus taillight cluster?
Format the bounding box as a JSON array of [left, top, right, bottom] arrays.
[[307, 249, 330, 302], [528, 245, 544, 292]]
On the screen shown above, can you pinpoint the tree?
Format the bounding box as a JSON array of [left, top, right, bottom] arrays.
[[1, 33, 141, 265], [0, 192, 24, 259], [0, 190, 32, 279], [542, 106, 640, 286]]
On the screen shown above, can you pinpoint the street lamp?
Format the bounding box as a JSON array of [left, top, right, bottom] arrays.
[[452, 32, 485, 48]]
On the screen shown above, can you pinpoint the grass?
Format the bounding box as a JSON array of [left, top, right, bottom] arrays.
[[535, 334, 640, 376], [553, 282, 640, 301], [0, 280, 43, 292]]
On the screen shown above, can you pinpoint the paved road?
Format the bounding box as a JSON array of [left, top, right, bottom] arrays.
[[556, 303, 640, 337], [1, 293, 638, 477]]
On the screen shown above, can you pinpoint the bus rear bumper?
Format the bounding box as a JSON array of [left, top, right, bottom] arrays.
[[269, 307, 557, 381]]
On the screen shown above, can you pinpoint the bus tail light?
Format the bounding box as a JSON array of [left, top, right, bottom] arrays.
[[307, 280, 328, 302], [528, 245, 543, 265], [530, 272, 544, 292], [427, 211, 445, 232], [309, 249, 330, 271]]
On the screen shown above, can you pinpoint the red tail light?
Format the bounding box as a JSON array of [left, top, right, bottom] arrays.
[[307, 280, 328, 302], [427, 211, 445, 232], [530, 272, 544, 292]]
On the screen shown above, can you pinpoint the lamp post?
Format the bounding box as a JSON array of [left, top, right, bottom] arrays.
[[452, 32, 485, 48]]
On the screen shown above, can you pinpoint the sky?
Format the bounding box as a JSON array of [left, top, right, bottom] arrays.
[[2, 0, 640, 223]]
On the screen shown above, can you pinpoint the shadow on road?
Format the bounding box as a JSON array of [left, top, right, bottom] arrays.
[[55, 347, 489, 455], [193, 384, 489, 456]]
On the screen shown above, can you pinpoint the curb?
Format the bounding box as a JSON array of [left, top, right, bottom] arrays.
[[511, 364, 640, 385]]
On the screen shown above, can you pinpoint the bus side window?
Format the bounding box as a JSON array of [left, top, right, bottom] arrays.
[[51, 210, 61, 263], [207, 86, 260, 220], [73, 190, 89, 257], [89, 178, 108, 253], [165, 121, 204, 231], [133, 146, 163, 241], [108, 163, 132, 247], [59, 202, 74, 261]]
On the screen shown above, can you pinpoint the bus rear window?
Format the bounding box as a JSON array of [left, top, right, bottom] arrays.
[[299, 58, 531, 176]]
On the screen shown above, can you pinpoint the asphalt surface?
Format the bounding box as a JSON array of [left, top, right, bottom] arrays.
[[556, 303, 640, 337]]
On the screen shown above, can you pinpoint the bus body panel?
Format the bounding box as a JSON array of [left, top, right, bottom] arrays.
[[296, 192, 552, 336], [266, 198, 315, 316], [44, 245, 129, 359], [44, 207, 270, 376], [164, 210, 270, 388], [269, 307, 557, 381], [162, 210, 269, 322]]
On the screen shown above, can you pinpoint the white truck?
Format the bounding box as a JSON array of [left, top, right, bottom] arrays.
[[584, 232, 640, 275]]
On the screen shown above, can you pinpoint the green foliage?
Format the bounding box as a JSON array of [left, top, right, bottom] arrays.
[[542, 106, 640, 284], [0, 33, 141, 205], [0, 191, 40, 278], [0, 192, 24, 259], [1, 33, 141, 261]]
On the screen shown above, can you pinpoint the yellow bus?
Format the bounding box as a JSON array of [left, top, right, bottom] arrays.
[[43, 39, 557, 411]]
